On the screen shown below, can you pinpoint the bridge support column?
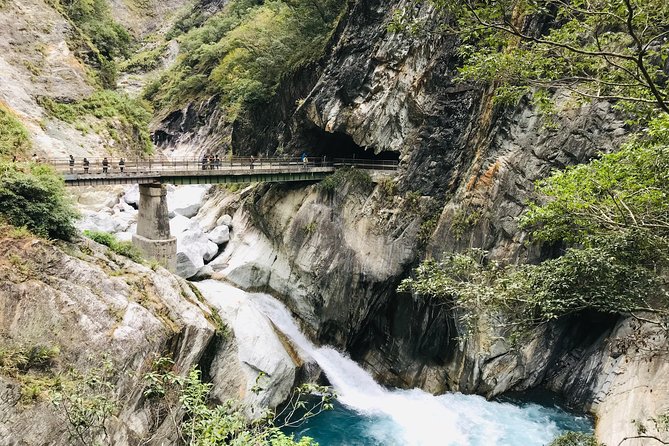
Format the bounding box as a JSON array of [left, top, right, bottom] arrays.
[[132, 184, 177, 272]]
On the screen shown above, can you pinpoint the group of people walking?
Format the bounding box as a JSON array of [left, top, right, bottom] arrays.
[[68, 155, 125, 174], [201, 154, 221, 170], [23, 152, 317, 174]]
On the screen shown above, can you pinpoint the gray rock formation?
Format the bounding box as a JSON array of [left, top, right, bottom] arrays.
[[207, 225, 230, 245], [190, 1, 668, 444], [0, 229, 306, 445]]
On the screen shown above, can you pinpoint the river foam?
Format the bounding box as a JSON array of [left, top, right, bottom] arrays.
[[246, 292, 592, 446], [195, 282, 591, 445]]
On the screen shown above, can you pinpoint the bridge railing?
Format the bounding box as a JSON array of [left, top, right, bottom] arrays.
[[42, 156, 399, 175]]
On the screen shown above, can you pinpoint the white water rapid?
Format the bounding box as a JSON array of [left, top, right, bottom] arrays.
[[198, 281, 591, 446]]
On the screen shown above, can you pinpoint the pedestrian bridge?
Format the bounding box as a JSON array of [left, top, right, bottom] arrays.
[[46, 156, 399, 273], [45, 156, 398, 187]]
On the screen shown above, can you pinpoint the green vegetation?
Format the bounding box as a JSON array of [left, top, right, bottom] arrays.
[[395, 0, 669, 117], [83, 230, 144, 263], [417, 215, 439, 245], [521, 124, 669, 248], [147, 0, 345, 114], [0, 345, 60, 375], [0, 344, 62, 403], [50, 0, 133, 88], [0, 162, 78, 240], [549, 432, 602, 446], [51, 360, 118, 446], [318, 167, 373, 194], [58, 0, 132, 60], [0, 102, 31, 159], [39, 91, 153, 155], [449, 207, 483, 239], [400, 245, 664, 334], [303, 221, 318, 235], [119, 44, 167, 74], [142, 357, 332, 445]]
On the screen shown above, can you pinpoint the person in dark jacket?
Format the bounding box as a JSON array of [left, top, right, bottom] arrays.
[[83, 157, 90, 174], [119, 158, 125, 173], [102, 157, 109, 173], [68, 155, 75, 173]]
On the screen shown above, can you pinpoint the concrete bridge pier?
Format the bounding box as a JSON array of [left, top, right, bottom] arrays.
[[132, 184, 177, 271]]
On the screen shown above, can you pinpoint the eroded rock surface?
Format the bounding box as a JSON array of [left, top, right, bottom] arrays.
[[0, 229, 305, 445]]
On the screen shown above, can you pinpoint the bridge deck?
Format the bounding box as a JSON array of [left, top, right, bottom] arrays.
[[47, 157, 398, 187]]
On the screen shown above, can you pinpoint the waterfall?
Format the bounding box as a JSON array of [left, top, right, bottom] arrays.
[[245, 292, 591, 446], [194, 280, 591, 446]]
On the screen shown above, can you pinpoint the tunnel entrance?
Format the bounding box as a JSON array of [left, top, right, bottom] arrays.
[[303, 129, 400, 162]]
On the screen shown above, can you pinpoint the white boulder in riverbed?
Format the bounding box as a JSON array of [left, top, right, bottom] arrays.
[[207, 225, 230, 245], [217, 214, 233, 228], [123, 184, 140, 207], [168, 185, 211, 218], [175, 226, 219, 278], [194, 281, 302, 414], [170, 214, 194, 236]]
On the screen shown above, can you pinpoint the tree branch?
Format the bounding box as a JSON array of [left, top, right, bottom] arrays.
[[622, 0, 669, 114], [617, 435, 669, 446]]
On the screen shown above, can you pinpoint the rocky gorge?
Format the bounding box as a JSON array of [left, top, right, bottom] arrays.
[[1, 0, 668, 445]]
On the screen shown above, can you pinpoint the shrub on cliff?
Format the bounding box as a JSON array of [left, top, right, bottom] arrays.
[[0, 162, 78, 240], [83, 230, 143, 263], [549, 432, 602, 446], [318, 167, 373, 194], [0, 102, 31, 159], [147, 0, 346, 112], [39, 91, 153, 156], [400, 126, 669, 332]]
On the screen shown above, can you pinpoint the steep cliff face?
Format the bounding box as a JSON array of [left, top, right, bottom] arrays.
[[0, 0, 188, 160], [0, 228, 305, 445], [200, 176, 418, 347], [202, 0, 668, 444], [0, 0, 97, 158]]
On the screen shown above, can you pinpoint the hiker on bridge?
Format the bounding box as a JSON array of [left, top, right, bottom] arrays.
[[201, 154, 207, 170], [68, 155, 74, 173], [214, 154, 220, 169], [250, 155, 255, 170], [119, 158, 125, 173], [83, 157, 90, 174], [102, 157, 109, 174]]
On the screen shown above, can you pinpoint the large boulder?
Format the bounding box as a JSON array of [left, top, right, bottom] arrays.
[[176, 252, 200, 280], [123, 185, 140, 207], [168, 185, 211, 218], [76, 187, 125, 212], [170, 214, 193, 236], [76, 210, 123, 233], [195, 281, 302, 414], [217, 214, 233, 228], [175, 227, 219, 278], [207, 225, 230, 245]]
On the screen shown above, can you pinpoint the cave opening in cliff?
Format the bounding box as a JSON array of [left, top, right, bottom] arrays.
[[305, 129, 400, 162]]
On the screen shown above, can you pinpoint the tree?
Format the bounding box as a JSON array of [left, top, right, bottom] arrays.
[[395, 0, 669, 115], [142, 358, 335, 445], [549, 432, 603, 446], [0, 162, 78, 240], [51, 360, 118, 446], [0, 103, 31, 159]]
